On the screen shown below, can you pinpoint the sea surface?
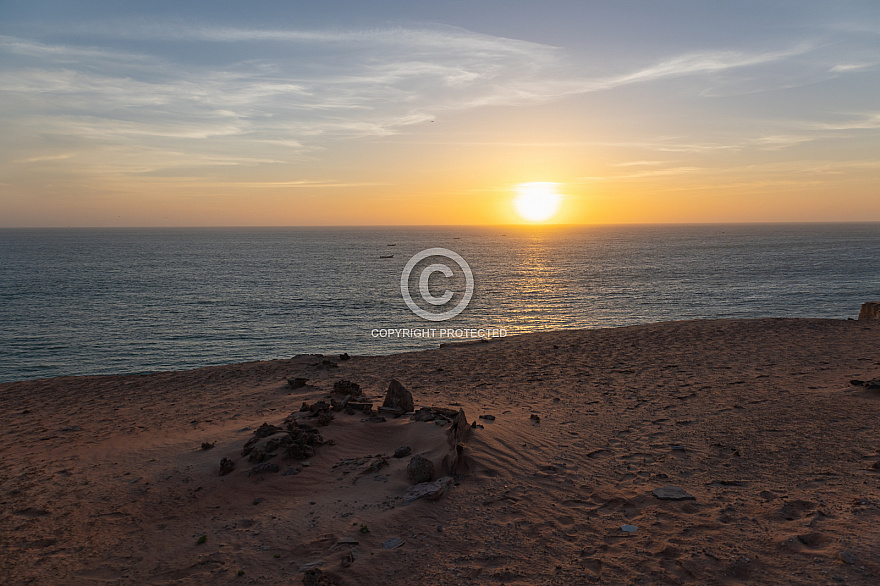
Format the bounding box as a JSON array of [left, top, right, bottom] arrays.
[[1, 224, 879, 382]]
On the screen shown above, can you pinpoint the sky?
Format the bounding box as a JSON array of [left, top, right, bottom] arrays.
[[1, 1, 879, 226]]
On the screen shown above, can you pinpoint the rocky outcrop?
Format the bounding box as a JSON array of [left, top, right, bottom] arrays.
[[858, 302, 880, 320]]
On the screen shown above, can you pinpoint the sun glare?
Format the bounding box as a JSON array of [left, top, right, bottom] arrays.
[[513, 182, 562, 222]]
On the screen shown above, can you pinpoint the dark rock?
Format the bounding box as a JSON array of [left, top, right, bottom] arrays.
[[302, 567, 335, 586], [250, 462, 280, 475], [364, 416, 386, 423], [839, 550, 857, 565], [254, 422, 282, 438], [219, 458, 235, 476], [653, 485, 696, 501], [867, 378, 880, 390], [201, 442, 215, 450], [317, 411, 332, 426], [394, 446, 412, 458], [479, 414, 495, 421], [382, 537, 404, 549], [361, 457, 388, 474], [288, 377, 309, 389], [283, 467, 301, 476], [383, 379, 414, 414], [412, 407, 435, 422], [339, 353, 351, 361], [403, 476, 454, 504], [530, 414, 540, 424], [858, 301, 880, 320], [407, 454, 434, 484], [313, 359, 338, 370], [333, 380, 360, 395]]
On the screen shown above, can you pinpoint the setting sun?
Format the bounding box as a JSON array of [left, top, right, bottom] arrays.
[[513, 182, 563, 222]]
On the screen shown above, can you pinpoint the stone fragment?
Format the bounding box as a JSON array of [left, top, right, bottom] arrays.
[[250, 462, 279, 475], [653, 485, 696, 501], [394, 446, 412, 458], [219, 458, 235, 476], [479, 414, 495, 421]]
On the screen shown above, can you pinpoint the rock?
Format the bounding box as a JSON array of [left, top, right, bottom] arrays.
[[333, 380, 360, 395], [479, 414, 495, 421], [621, 524, 638, 532], [283, 467, 301, 476], [313, 359, 338, 370], [394, 446, 412, 458], [219, 458, 235, 476], [412, 407, 435, 422], [407, 454, 434, 484], [383, 379, 414, 414], [339, 352, 351, 361], [403, 476, 454, 504], [382, 537, 404, 549], [201, 442, 215, 450], [653, 485, 696, 501], [530, 414, 540, 424], [254, 422, 282, 438], [361, 457, 388, 474], [288, 377, 309, 389], [867, 378, 880, 390], [250, 462, 279, 475], [839, 550, 857, 565], [858, 301, 880, 320], [302, 567, 334, 586]]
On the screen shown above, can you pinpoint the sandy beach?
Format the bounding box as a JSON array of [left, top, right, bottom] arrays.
[[2, 317, 880, 585]]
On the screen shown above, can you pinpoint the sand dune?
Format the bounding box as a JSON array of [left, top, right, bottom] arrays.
[[2, 318, 880, 584]]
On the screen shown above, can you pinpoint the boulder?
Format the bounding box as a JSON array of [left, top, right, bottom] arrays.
[[859, 302, 880, 320], [382, 379, 414, 414], [407, 454, 434, 484]]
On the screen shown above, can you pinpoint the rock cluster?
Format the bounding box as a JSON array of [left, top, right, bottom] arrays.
[[239, 419, 327, 465]]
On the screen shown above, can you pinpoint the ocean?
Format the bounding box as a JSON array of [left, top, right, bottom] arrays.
[[1, 223, 878, 383]]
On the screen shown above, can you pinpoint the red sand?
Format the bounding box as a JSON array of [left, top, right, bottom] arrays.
[[2, 318, 880, 584]]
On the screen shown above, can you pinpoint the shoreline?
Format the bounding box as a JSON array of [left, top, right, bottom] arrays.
[[0, 316, 865, 386], [2, 317, 880, 584]]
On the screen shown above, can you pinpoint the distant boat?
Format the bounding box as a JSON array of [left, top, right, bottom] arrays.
[[380, 254, 394, 259]]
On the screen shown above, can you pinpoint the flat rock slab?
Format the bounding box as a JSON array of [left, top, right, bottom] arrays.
[[382, 537, 404, 549], [653, 485, 696, 501], [403, 476, 454, 505]]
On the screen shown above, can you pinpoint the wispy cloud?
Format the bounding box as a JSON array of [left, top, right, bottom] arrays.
[[0, 23, 838, 183]]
